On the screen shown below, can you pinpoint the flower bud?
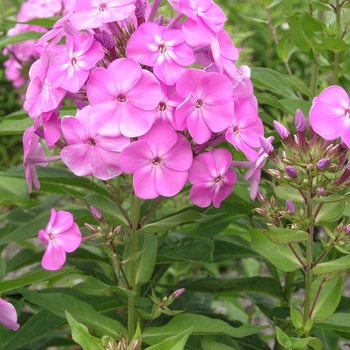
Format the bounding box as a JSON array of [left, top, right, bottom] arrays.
[[254, 207, 268, 216], [286, 200, 296, 214], [259, 135, 274, 155], [345, 224, 350, 234], [334, 160, 350, 185], [316, 187, 325, 196], [295, 109, 307, 132], [273, 120, 290, 139], [84, 223, 98, 233], [170, 288, 185, 299], [286, 165, 297, 178], [265, 169, 281, 180], [317, 158, 329, 171], [270, 195, 278, 208], [257, 190, 269, 206], [90, 205, 103, 221]]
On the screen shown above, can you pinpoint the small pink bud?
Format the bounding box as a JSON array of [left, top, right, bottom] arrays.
[[254, 207, 268, 216], [345, 224, 350, 234], [90, 205, 103, 221], [170, 288, 185, 299], [316, 187, 325, 195], [286, 200, 296, 214], [286, 166, 297, 178], [317, 158, 329, 170], [295, 109, 307, 132], [273, 120, 290, 139], [259, 136, 274, 155], [257, 190, 269, 206]]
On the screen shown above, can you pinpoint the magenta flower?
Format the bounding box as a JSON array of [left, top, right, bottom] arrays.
[[0, 299, 20, 331], [69, 0, 136, 30], [126, 22, 195, 85], [225, 98, 264, 161], [86, 58, 160, 137], [309, 85, 350, 147], [23, 127, 60, 193], [188, 148, 236, 208], [175, 68, 233, 144], [47, 33, 104, 93], [60, 106, 129, 180], [120, 122, 193, 199], [24, 54, 66, 119], [38, 208, 82, 270]]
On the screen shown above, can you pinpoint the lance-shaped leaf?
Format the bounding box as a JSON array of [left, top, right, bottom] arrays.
[[313, 255, 350, 276], [265, 227, 309, 244]]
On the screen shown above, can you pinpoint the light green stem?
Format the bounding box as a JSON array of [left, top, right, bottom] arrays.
[[332, 0, 341, 85], [303, 172, 314, 335], [127, 193, 140, 341]]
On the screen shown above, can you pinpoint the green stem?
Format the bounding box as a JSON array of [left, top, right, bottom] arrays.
[[140, 196, 163, 226], [332, 0, 341, 85], [127, 193, 140, 341], [303, 172, 314, 333], [283, 271, 296, 305]]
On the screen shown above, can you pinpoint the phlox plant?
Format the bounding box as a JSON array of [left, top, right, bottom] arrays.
[[2, 0, 350, 349]]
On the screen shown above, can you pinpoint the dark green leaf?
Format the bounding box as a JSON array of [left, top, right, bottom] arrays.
[[265, 227, 309, 244], [0, 31, 43, 49]]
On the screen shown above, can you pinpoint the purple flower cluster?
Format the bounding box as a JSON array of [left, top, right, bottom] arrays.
[[23, 0, 265, 208]]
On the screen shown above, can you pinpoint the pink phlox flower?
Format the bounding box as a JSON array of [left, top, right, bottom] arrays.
[[69, 0, 136, 30], [225, 97, 263, 161], [24, 54, 66, 119], [178, 0, 226, 33], [60, 106, 129, 180], [175, 68, 234, 144], [23, 127, 60, 193], [155, 80, 182, 129], [126, 22, 195, 85], [188, 148, 236, 208], [183, 20, 239, 78], [232, 136, 273, 201], [0, 299, 20, 331], [86, 58, 160, 137], [309, 85, 350, 147], [47, 33, 104, 93], [38, 208, 82, 270], [34, 109, 62, 149], [120, 122, 193, 199], [18, 0, 62, 21], [231, 66, 257, 107]]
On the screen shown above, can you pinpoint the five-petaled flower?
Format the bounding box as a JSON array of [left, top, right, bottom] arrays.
[[38, 208, 82, 270]]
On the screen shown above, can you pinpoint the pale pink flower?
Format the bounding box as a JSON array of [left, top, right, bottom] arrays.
[[61, 106, 129, 180], [126, 22, 195, 85], [87, 58, 160, 137], [47, 33, 104, 93], [225, 98, 264, 161], [120, 122, 192, 199], [188, 148, 236, 208], [175, 68, 233, 144], [38, 208, 82, 270], [309, 85, 350, 147], [69, 0, 136, 30], [0, 299, 20, 331]]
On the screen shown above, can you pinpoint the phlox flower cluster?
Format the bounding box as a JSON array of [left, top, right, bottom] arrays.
[[3, 0, 75, 91], [23, 0, 265, 208]]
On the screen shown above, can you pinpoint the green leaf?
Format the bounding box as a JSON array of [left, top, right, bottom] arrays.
[[250, 229, 305, 272], [277, 31, 292, 63], [157, 235, 214, 263], [0, 115, 33, 136], [265, 227, 309, 244], [290, 305, 303, 330], [310, 37, 348, 52], [313, 194, 350, 203], [313, 255, 350, 275], [314, 312, 350, 333], [142, 314, 268, 345], [19, 288, 124, 338], [2, 310, 66, 350], [256, 93, 285, 110], [286, 13, 311, 51], [176, 276, 284, 300], [290, 336, 322, 350], [281, 74, 312, 98], [142, 210, 222, 234], [0, 258, 6, 282], [0, 267, 74, 293], [274, 186, 304, 202], [251, 68, 295, 97], [314, 201, 344, 223], [123, 231, 157, 287], [145, 326, 194, 350], [213, 238, 259, 262], [0, 31, 43, 49], [310, 274, 344, 321], [21, 16, 60, 27], [279, 99, 312, 117], [201, 336, 236, 350], [73, 276, 136, 298], [275, 326, 292, 348], [65, 311, 104, 350]]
